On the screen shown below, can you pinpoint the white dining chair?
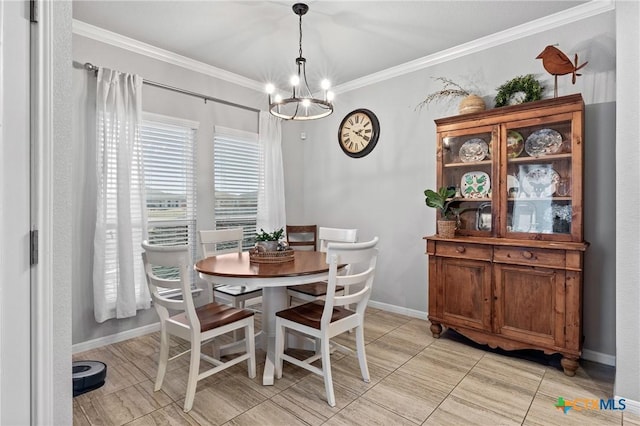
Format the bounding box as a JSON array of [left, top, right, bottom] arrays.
[[286, 227, 358, 304], [199, 228, 262, 309], [274, 237, 379, 407], [141, 241, 256, 413]]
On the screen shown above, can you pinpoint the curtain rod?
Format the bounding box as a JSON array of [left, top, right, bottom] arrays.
[[83, 62, 261, 114]]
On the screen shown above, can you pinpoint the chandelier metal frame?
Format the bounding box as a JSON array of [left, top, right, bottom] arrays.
[[266, 3, 334, 121]]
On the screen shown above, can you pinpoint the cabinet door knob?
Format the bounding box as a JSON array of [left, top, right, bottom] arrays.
[[522, 251, 533, 259], [455, 246, 466, 253]]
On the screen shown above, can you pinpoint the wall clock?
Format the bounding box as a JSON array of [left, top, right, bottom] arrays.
[[338, 109, 380, 158]]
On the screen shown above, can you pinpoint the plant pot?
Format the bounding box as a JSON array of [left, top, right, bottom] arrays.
[[437, 220, 457, 239], [256, 241, 279, 252], [458, 94, 486, 115]]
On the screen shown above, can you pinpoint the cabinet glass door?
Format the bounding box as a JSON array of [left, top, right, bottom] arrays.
[[441, 129, 494, 235], [505, 119, 573, 238]]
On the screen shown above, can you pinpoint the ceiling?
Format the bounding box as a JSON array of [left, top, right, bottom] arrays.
[[73, 1, 590, 92]]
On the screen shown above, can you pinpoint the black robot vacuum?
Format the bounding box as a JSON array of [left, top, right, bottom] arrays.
[[72, 361, 107, 397]]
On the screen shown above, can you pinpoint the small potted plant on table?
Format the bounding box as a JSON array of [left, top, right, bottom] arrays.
[[255, 228, 285, 252], [424, 187, 459, 238]]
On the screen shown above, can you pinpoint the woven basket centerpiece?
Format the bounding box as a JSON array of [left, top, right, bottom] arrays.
[[249, 247, 295, 263]]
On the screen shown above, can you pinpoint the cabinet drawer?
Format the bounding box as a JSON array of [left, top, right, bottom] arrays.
[[435, 242, 492, 261], [494, 246, 565, 269]]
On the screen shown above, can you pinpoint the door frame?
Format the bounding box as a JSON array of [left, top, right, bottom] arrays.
[[31, 0, 57, 422], [1, 1, 33, 423]]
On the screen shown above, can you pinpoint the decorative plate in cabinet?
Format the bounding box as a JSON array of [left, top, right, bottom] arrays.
[[461, 171, 490, 199]]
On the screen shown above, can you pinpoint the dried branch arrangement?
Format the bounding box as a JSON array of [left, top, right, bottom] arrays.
[[417, 77, 470, 110]]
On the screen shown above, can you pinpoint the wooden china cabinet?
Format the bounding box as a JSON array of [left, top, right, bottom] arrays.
[[424, 94, 588, 376]]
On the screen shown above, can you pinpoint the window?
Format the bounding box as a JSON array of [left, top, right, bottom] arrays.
[[213, 126, 260, 250], [141, 113, 198, 281]]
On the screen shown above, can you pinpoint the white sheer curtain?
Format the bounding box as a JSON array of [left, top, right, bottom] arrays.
[[256, 111, 286, 233], [93, 68, 150, 323]]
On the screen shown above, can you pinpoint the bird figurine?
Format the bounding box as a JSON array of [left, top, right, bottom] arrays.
[[536, 45, 588, 97]]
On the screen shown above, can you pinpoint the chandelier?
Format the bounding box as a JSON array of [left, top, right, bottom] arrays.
[[266, 3, 334, 120]]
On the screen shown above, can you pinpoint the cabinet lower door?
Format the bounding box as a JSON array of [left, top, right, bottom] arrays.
[[439, 257, 492, 331], [494, 264, 565, 348]]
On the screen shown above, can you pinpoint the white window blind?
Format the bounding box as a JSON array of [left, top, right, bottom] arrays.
[[141, 113, 198, 282], [213, 126, 260, 250]]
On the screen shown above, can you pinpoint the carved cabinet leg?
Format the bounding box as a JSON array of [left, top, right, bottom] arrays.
[[430, 322, 442, 338], [561, 356, 579, 376]]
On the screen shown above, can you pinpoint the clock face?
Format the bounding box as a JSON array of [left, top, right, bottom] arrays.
[[338, 109, 380, 158]]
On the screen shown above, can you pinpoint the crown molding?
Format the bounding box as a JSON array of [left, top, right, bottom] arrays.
[[72, 20, 264, 92], [333, 0, 615, 94], [73, 0, 614, 96]]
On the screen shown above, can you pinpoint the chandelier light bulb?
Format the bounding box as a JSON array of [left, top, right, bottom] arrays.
[[321, 79, 331, 90], [302, 98, 311, 107], [274, 94, 283, 103], [290, 75, 300, 86], [265, 83, 275, 94]]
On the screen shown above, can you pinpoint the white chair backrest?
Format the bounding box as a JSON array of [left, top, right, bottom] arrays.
[[141, 241, 198, 326], [199, 228, 243, 257], [321, 237, 379, 327], [318, 227, 358, 252]]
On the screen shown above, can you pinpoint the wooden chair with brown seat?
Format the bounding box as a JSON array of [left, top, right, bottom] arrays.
[[274, 237, 379, 407], [141, 241, 256, 412], [286, 224, 317, 251], [286, 227, 357, 304]]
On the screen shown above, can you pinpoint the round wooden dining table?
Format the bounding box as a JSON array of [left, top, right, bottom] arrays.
[[195, 250, 331, 385]]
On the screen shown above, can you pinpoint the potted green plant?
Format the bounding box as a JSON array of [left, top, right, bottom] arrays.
[[255, 227, 285, 251], [424, 187, 458, 238]]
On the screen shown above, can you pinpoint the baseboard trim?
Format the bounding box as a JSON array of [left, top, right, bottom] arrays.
[[582, 348, 616, 366], [72, 322, 160, 354], [367, 300, 428, 320], [616, 396, 640, 415], [368, 301, 616, 367]]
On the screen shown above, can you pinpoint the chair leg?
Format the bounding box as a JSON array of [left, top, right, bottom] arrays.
[[211, 338, 221, 360], [320, 337, 336, 407], [246, 319, 256, 378], [274, 320, 285, 379], [155, 328, 169, 391], [232, 299, 243, 342], [355, 325, 370, 383], [183, 339, 201, 413]]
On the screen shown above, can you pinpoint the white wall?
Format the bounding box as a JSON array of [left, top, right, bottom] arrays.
[[51, 2, 74, 424], [615, 0, 640, 406], [70, 9, 619, 364], [297, 11, 617, 358]]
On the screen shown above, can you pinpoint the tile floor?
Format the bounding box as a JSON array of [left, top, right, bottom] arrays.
[[73, 307, 635, 425]]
